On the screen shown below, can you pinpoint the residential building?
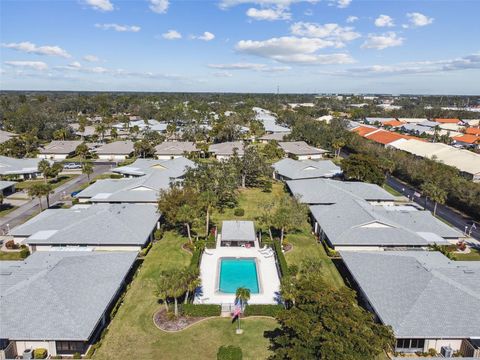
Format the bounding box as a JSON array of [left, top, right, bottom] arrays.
[[38, 141, 83, 160], [272, 158, 342, 181], [452, 134, 479, 149], [311, 200, 461, 251], [209, 141, 244, 160], [279, 141, 328, 160], [94, 140, 134, 161], [154, 141, 199, 159], [286, 178, 394, 205], [10, 203, 160, 251], [434, 118, 464, 125], [341, 251, 480, 355], [0, 251, 137, 357], [0, 130, 16, 145], [112, 157, 194, 178], [0, 156, 45, 180], [258, 132, 290, 143], [0, 180, 16, 195]]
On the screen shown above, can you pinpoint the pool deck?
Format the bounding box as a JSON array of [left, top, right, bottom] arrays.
[[196, 245, 281, 305]]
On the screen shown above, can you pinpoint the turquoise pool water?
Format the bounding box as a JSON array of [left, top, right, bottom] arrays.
[[219, 258, 259, 294]]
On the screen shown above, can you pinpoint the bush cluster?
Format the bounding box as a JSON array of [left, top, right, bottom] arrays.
[[273, 241, 289, 277], [5, 240, 18, 250], [244, 304, 283, 317], [139, 241, 153, 257], [217, 345, 243, 360], [33, 348, 47, 359], [233, 208, 245, 216], [182, 304, 221, 317], [19, 245, 30, 259]]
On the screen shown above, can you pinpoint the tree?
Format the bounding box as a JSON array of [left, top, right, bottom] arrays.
[[341, 154, 385, 185], [331, 138, 346, 158], [110, 127, 118, 139], [27, 183, 53, 210], [134, 139, 155, 158], [155, 268, 186, 316], [82, 162, 94, 180], [75, 143, 91, 160], [269, 262, 394, 360], [271, 194, 308, 245], [233, 146, 269, 188], [235, 287, 251, 332], [37, 159, 51, 183], [182, 268, 200, 304], [421, 181, 447, 216], [261, 140, 284, 161], [95, 122, 107, 141], [177, 204, 197, 244]]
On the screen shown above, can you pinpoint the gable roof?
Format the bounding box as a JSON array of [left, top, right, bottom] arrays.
[[341, 251, 480, 338], [0, 251, 137, 341], [273, 158, 342, 180], [221, 220, 256, 242], [310, 200, 459, 247], [279, 141, 328, 155], [209, 141, 244, 156], [0, 156, 44, 175], [11, 203, 160, 246], [39, 141, 83, 155], [466, 127, 480, 136], [352, 125, 377, 137], [434, 118, 462, 124], [113, 157, 194, 177], [287, 178, 394, 204], [258, 132, 290, 141], [94, 141, 134, 155], [154, 141, 198, 155], [0, 130, 16, 144], [452, 134, 479, 144]]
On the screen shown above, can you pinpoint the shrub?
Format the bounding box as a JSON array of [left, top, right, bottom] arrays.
[[139, 241, 153, 257], [85, 343, 100, 358], [273, 241, 289, 277], [5, 240, 18, 250], [33, 348, 47, 359], [110, 174, 123, 179], [244, 304, 283, 317], [73, 352, 82, 359], [189, 248, 202, 270], [261, 179, 272, 193], [217, 345, 243, 360], [182, 304, 221, 317], [19, 245, 30, 259], [428, 348, 438, 356], [233, 208, 245, 216], [154, 228, 164, 240], [323, 242, 338, 258]]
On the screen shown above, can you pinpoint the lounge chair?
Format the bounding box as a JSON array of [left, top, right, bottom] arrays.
[[259, 245, 268, 252], [204, 249, 214, 255], [259, 247, 272, 254], [264, 253, 274, 258]]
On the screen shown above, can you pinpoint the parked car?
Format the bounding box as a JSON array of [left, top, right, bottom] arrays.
[[63, 162, 82, 170]]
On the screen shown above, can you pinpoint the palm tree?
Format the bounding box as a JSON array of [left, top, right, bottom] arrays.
[[280, 276, 297, 309], [37, 159, 51, 183], [164, 269, 185, 317], [154, 275, 171, 312], [199, 190, 216, 237], [183, 268, 200, 304], [332, 138, 346, 158], [82, 162, 94, 181], [27, 183, 53, 210], [421, 181, 447, 216], [235, 287, 251, 332]]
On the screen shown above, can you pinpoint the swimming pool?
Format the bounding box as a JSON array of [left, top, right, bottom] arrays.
[[218, 258, 259, 294]]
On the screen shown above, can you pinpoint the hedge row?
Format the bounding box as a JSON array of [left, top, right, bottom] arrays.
[[244, 304, 283, 317], [189, 248, 202, 269], [182, 304, 221, 317], [273, 241, 289, 277]]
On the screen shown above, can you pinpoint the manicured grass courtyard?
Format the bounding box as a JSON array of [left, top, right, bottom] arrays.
[[14, 174, 78, 191], [93, 232, 277, 360], [456, 247, 480, 261], [0, 251, 24, 261]]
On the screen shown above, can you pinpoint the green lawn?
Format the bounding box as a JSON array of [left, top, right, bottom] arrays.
[[94, 231, 276, 360], [14, 175, 79, 191], [0, 251, 23, 261], [382, 183, 402, 196], [456, 247, 480, 261]]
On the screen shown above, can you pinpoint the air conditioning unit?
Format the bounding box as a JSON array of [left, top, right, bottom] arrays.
[[23, 348, 33, 359], [441, 345, 454, 358]]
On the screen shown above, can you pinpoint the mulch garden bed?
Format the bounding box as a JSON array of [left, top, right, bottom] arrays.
[[283, 243, 293, 253], [153, 308, 207, 332]]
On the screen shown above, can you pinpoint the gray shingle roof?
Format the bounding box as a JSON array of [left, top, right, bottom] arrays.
[[0, 180, 16, 191], [310, 200, 458, 247], [77, 158, 193, 203], [287, 178, 394, 204], [154, 141, 198, 155], [0, 130, 15, 144], [209, 141, 244, 156], [11, 203, 160, 246], [39, 141, 83, 155], [0, 156, 44, 176], [341, 251, 480, 338], [0, 251, 137, 341], [273, 158, 342, 180], [221, 221, 256, 242], [113, 157, 194, 177], [94, 140, 134, 155], [279, 141, 328, 156], [259, 132, 290, 141]]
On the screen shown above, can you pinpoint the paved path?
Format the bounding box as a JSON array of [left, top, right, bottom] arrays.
[[0, 164, 112, 232]]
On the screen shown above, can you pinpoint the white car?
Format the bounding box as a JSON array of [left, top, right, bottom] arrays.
[[63, 162, 82, 170]]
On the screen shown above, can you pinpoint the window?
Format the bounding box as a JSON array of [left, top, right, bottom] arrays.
[[396, 338, 425, 350], [56, 341, 87, 354]]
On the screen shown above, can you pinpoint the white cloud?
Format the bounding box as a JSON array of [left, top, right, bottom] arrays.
[[149, 0, 169, 14], [213, 71, 233, 77], [193, 31, 215, 41], [290, 22, 360, 46], [334, 0, 351, 8], [95, 23, 141, 32], [404, 12, 434, 28], [85, 0, 114, 11], [83, 55, 100, 62], [56, 62, 108, 73], [374, 15, 394, 27], [1, 41, 71, 58], [246, 7, 291, 21], [4, 61, 48, 70], [219, 0, 319, 9], [330, 53, 480, 76], [208, 62, 291, 72], [361, 32, 404, 50], [346, 16, 358, 23], [235, 36, 354, 64], [162, 30, 182, 40]]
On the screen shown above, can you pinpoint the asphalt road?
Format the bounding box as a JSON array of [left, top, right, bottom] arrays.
[[386, 176, 480, 241], [0, 164, 112, 232]]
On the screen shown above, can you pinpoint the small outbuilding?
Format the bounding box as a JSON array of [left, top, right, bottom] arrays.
[[220, 220, 256, 247]]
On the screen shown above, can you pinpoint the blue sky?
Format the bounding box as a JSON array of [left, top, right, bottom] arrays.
[[1, 0, 479, 94]]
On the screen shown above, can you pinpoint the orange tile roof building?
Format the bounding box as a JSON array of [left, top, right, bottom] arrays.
[[434, 118, 462, 124]]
